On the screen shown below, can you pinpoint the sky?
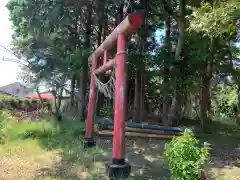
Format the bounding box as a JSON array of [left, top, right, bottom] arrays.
[[0, 0, 21, 87], [155, 29, 164, 43]]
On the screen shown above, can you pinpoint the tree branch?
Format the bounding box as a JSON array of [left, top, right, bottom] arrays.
[[0, 45, 21, 59], [1, 57, 33, 69]]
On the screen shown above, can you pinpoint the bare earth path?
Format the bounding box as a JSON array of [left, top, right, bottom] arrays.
[[0, 135, 239, 180]]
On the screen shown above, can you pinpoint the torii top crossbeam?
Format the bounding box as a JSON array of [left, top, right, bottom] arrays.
[[88, 12, 144, 62]]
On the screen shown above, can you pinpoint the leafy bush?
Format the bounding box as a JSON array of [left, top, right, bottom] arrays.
[[0, 94, 48, 111], [100, 102, 113, 119], [212, 84, 237, 118], [164, 129, 210, 180], [16, 120, 59, 139], [0, 110, 14, 144]]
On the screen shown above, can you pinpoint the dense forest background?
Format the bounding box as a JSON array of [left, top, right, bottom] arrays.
[[5, 0, 240, 131]]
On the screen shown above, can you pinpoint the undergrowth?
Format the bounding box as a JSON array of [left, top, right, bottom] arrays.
[[1, 109, 240, 179], [0, 111, 108, 179], [0, 111, 140, 179], [0, 110, 14, 144]]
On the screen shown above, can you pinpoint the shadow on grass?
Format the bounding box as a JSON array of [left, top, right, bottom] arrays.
[[16, 119, 171, 179], [197, 121, 240, 169], [98, 137, 171, 180], [16, 118, 240, 180]]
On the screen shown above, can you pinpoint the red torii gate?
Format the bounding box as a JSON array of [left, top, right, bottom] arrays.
[[82, 11, 144, 179]]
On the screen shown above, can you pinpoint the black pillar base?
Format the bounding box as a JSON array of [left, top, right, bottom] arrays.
[[105, 160, 131, 180], [81, 137, 96, 148]]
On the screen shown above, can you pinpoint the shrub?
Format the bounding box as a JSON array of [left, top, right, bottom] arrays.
[[16, 120, 59, 140], [100, 102, 113, 119], [0, 110, 14, 144], [212, 84, 237, 118], [164, 129, 210, 180]]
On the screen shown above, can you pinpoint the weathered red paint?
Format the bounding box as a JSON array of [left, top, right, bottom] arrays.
[[94, 58, 116, 75], [88, 12, 144, 62], [85, 55, 97, 138], [112, 34, 127, 160], [123, 12, 144, 36]]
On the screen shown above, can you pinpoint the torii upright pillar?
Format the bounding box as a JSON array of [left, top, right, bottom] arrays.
[[105, 33, 130, 179], [82, 11, 144, 179], [82, 54, 98, 148]]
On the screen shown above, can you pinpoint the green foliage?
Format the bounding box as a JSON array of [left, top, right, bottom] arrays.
[[0, 100, 58, 144], [188, 0, 240, 38], [0, 94, 20, 101], [0, 95, 49, 115], [0, 110, 15, 144], [212, 84, 237, 117], [164, 129, 210, 180], [0, 94, 42, 103], [16, 120, 59, 140], [100, 102, 113, 120], [6, 0, 83, 90]]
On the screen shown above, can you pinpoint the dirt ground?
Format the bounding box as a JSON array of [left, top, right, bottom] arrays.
[[0, 135, 240, 180]]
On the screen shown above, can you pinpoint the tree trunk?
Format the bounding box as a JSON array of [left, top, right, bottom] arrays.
[[95, 1, 105, 116], [200, 71, 211, 130], [227, 40, 240, 125], [168, 0, 186, 126], [53, 86, 64, 121], [200, 38, 214, 131], [200, 63, 212, 130], [126, 74, 135, 120], [139, 70, 145, 121], [77, 71, 87, 119], [77, 3, 92, 120], [133, 70, 142, 122], [115, 3, 124, 27], [237, 89, 240, 125], [102, 4, 108, 40], [96, 58, 104, 116], [133, 0, 148, 123], [162, 16, 171, 125], [70, 73, 76, 107]]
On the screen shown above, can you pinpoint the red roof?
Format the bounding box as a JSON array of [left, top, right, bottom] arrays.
[[27, 93, 55, 100]]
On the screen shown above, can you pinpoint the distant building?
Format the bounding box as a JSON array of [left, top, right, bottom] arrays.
[[0, 90, 11, 95], [0, 82, 29, 97]]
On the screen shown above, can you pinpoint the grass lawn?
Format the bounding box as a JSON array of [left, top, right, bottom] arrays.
[[0, 118, 240, 180]]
